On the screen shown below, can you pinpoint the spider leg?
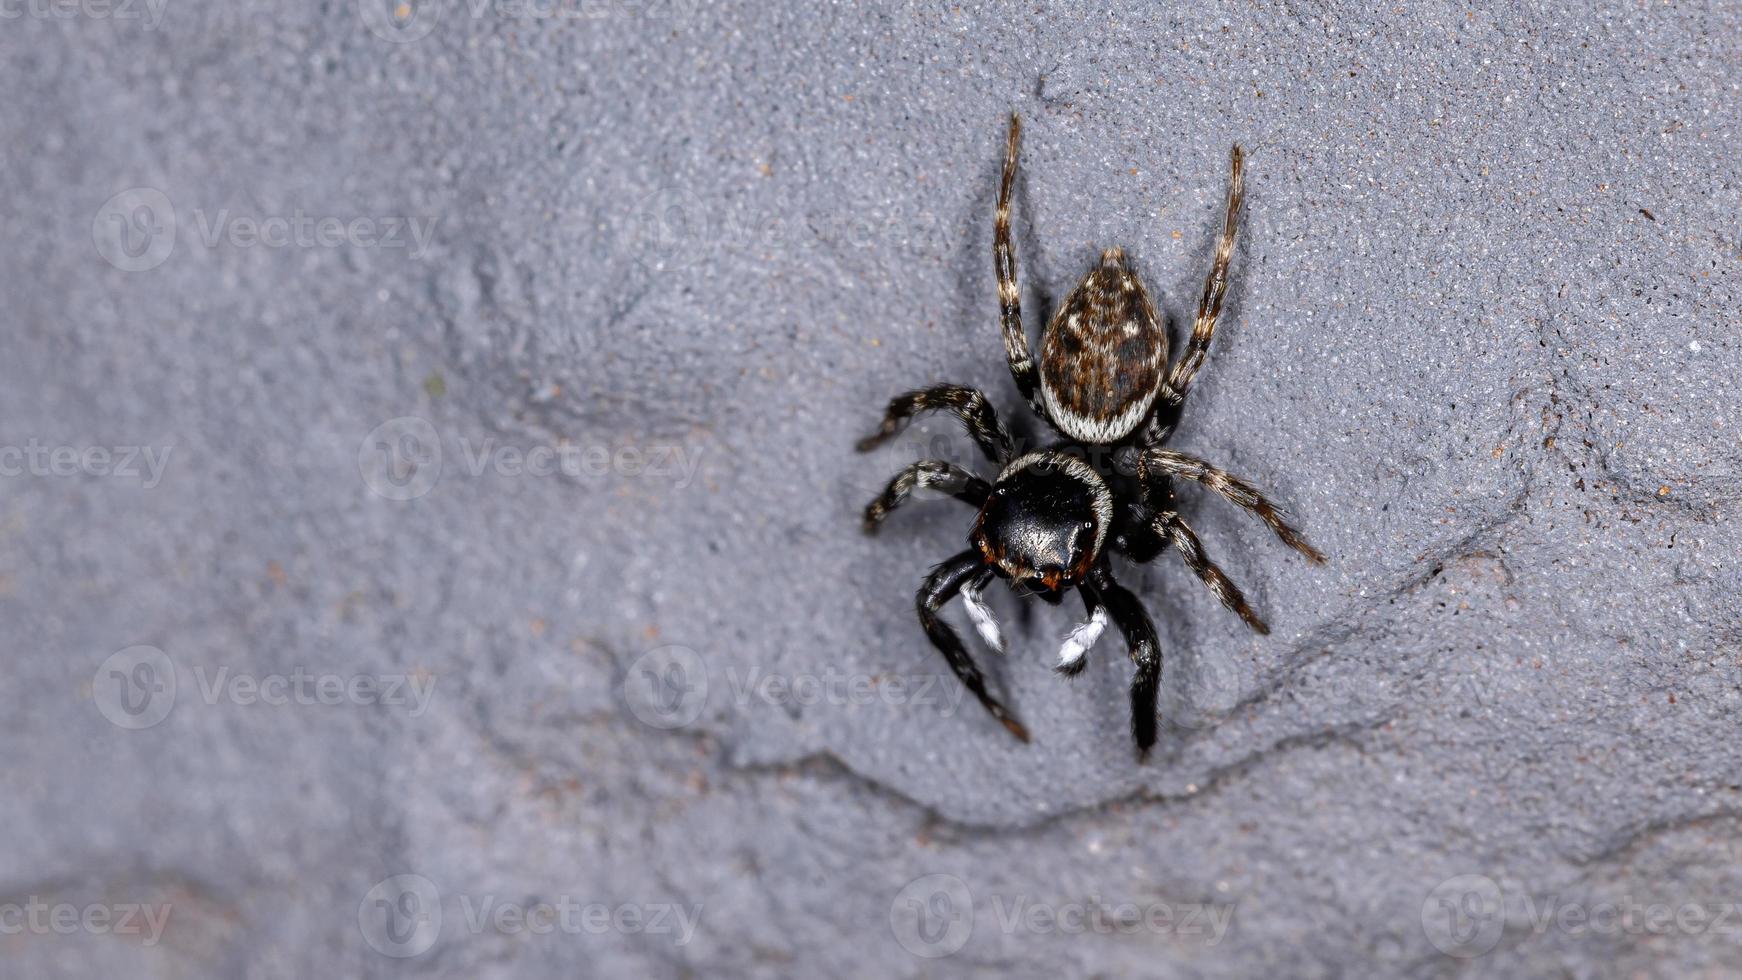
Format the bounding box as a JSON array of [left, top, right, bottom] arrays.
[[917, 550, 1030, 743], [862, 460, 991, 534], [995, 113, 1045, 419], [1141, 448, 1325, 564], [1140, 145, 1244, 446], [855, 384, 1013, 464], [1164, 144, 1244, 406], [1154, 511, 1269, 634], [1086, 566, 1163, 760]]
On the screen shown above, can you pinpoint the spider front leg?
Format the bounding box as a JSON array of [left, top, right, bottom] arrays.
[[1085, 565, 1163, 760], [995, 113, 1046, 419], [917, 550, 1030, 743], [1139, 144, 1245, 446], [855, 384, 1013, 464], [862, 460, 990, 534]]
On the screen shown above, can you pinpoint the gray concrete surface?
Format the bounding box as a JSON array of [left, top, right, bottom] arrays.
[[4, 0, 1741, 976]]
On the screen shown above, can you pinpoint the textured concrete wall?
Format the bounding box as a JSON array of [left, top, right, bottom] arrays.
[[6, 1, 1741, 976]]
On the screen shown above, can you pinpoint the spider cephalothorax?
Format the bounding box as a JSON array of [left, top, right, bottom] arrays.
[[972, 451, 1112, 593], [857, 114, 1324, 759]]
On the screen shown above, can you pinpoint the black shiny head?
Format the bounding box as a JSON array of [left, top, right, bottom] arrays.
[[971, 452, 1112, 595]]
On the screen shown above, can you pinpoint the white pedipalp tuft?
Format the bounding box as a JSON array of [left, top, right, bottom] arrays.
[[961, 581, 1006, 654], [1056, 605, 1109, 670]]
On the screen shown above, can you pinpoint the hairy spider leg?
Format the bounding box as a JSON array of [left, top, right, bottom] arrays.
[[862, 460, 991, 533], [1086, 565, 1163, 760], [856, 384, 1013, 464], [917, 549, 1030, 743], [1141, 449, 1325, 564], [1141, 144, 1245, 447], [1155, 511, 1268, 634], [996, 113, 1045, 420]]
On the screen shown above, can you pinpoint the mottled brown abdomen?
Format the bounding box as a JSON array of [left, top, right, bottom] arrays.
[[1037, 248, 1168, 444]]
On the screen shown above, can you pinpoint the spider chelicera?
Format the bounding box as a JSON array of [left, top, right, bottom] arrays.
[[856, 114, 1324, 759]]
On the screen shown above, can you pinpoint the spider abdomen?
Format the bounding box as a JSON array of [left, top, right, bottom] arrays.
[[1037, 248, 1168, 445]]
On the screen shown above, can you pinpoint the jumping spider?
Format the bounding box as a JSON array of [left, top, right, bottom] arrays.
[[856, 114, 1324, 759]]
